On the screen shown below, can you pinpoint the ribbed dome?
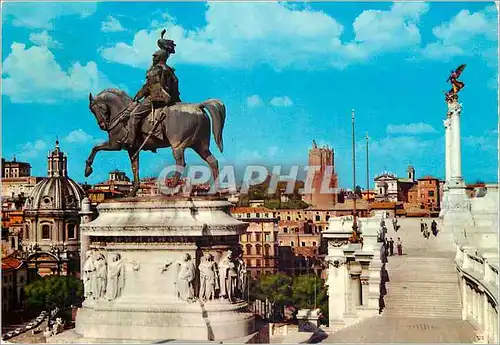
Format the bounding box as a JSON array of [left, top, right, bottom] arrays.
[[24, 140, 85, 211], [25, 176, 84, 211]]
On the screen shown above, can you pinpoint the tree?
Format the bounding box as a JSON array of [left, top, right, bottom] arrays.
[[24, 275, 83, 312], [291, 275, 328, 324], [250, 273, 293, 321], [355, 185, 363, 198]]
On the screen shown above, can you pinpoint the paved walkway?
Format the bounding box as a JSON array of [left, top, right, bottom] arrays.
[[324, 217, 476, 343]]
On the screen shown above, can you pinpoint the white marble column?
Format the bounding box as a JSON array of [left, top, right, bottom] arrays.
[[450, 102, 463, 180], [444, 117, 452, 184]]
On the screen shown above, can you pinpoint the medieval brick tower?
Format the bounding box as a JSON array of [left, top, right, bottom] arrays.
[[304, 140, 338, 209]]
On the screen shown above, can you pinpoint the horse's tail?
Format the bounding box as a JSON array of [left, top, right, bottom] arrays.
[[201, 99, 226, 153]]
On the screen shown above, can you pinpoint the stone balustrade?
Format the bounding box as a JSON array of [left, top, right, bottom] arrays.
[[456, 246, 499, 344]]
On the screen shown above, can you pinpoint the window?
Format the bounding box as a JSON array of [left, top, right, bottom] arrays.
[[287, 216, 291, 221], [315, 215, 321, 221], [256, 245, 262, 255], [318, 225, 323, 232], [313, 242, 317, 246], [291, 241, 295, 247], [301, 241, 306, 247], [264, 259, 270, 267], [255, 233, 261, 242], [283, 227, 288, 233], [256, 259, 261, 267], [326, 215, 330, 221], [264, 244, 271, 256], [68, 224, 76, 239], [265, 213, 269, 218], [42, 224, 51, 240], [265, 233, 271, 242], [246, 244, 252, 255], [428, 191, 435, 197], [256, 213, 260, 218], [279, 241, 283, 245], [246, 213, 251, 218]]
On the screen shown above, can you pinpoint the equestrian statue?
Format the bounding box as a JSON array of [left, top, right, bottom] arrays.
[[85, 29, 225, 196]]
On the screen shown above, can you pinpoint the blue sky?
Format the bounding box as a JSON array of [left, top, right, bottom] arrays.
[[1, 1, 498, 188]]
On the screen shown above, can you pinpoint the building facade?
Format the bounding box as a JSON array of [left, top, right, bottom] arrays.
[[2, 257, 28, 313], [232, 207, 279, 278], [23, 141, 85, 277]]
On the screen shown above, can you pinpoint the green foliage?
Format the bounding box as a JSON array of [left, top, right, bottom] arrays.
[[24, 275, 83, 311], [291, 275, 328, 321], [250, 273, 293, 306]]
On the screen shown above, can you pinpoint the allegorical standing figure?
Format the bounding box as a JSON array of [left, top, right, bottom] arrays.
[[83, 250, 97, 299], [177, 253, 196, 302], [218, 250, 236, 300], [106, 253, 125, 300], [236, 254, 247, 299], [121, 29, 181, 150], [199, 254, 217, 301], [95, 253, 107, 299]]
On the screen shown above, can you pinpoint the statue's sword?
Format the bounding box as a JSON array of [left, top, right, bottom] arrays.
[[131, 109, 167, 160]]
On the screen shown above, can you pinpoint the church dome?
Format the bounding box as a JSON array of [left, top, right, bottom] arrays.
[[24, 140, 84, 211]]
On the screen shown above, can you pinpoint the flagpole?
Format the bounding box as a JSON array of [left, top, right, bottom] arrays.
[[352, 109, 358, 238]]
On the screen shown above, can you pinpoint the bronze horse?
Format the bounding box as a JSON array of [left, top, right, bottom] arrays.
[[86, 88, 225, 196]]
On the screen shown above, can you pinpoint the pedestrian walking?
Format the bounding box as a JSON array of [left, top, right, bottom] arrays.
[[420, 219, 425, 232], [431, 220, 438, 237], [396, 237, 403, 255], [389, 238, 394, 256]]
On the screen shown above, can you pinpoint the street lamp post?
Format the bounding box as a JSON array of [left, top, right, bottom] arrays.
[[351, 109, 359, 241]]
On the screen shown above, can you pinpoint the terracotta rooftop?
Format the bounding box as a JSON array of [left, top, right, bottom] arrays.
[[231, 207, 275, 214], [418, 175, 439, 180], [2, 257, 23, 271]]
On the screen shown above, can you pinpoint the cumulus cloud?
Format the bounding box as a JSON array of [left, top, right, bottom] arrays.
[[63, 129, 95, 144], [101, 16, 125, 32], [246, 95, 264, 108], [29, 31, 61, 48], [270, 96, 294, 107], [2, 2, 97, 30], [2, 43, 116, 103], [386, 123, 438, 135], [99, 2, 430, 70], [17, 140, 48, 159], [422, 5, 497, 66]]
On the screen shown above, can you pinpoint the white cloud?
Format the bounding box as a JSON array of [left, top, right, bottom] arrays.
[[63, 129, 94, 144], [3, 2, 97, 30], [17, 140, 48, 159], [29, 31, 61, 48], [270, 96, 294, 107], [422, 5, 497, 65], [99, 2, 430, 70], [345, 2, 429, 59], [2, 43, 116, 104], [247, 95, 264, 108], [386, 123, 438, 135], [101, 16, 125, 33]]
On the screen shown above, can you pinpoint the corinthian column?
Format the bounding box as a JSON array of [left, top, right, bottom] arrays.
[[449, 101, 463, 181], [444, 117, 452, 184]]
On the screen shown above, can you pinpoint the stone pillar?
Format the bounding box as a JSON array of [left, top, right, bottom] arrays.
[[450, 103, 463, 181], [444, 118, 452, 183], [461, 277, 468, 321], [78, 197, 94, 275], [483, 294, 489, 340]]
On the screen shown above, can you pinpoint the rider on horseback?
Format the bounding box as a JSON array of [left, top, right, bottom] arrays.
[[120, 29, 181, 149]]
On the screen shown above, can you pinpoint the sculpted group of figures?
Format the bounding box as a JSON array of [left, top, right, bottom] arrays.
[[82, 250, 125, 301], [162, 250, 248, 303]]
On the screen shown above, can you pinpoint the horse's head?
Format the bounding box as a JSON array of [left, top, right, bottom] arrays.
[[89, 93, 109, 130], [88, 89, 132, 132]]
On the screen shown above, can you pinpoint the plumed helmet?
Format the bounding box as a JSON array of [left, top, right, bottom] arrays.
[[157, 29, 176, 53]]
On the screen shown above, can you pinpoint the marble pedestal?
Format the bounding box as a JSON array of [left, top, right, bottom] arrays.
[[62, 196, 256, 343]]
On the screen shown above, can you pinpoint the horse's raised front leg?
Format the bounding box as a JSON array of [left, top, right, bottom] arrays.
[[128, 149, 140, 197], [171, 146, 186, 188], [85, 141, 122, 177]]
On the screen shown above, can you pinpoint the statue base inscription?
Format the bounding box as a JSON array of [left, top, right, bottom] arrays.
[[61, 196, 256, 343]]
